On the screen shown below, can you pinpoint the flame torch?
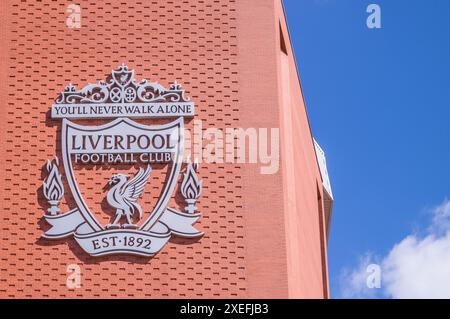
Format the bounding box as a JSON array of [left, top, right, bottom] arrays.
[[43, 157, 65, 216], [181, 158, 202, 214]]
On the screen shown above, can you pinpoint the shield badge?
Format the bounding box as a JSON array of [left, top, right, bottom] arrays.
[[111, 66, 134, 88], [41, 65, 203, 257]]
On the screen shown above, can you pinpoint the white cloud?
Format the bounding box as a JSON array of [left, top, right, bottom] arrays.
[[430, 199, 450, 235], [339, 199, 450, 299]]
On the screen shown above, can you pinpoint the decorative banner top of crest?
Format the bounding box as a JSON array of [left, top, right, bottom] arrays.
[[51, 64, 195, 119]]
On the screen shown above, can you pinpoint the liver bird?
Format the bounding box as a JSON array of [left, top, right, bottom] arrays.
[[106, 165, 152, 229]]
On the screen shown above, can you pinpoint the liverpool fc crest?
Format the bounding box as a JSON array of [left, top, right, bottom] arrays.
[[41, 65, 203, 257]]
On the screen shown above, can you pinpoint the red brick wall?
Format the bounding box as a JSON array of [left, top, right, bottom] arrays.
[[0, 0, 329, 298], [0, 0, 246, 298], [276, 1, 329, 298]]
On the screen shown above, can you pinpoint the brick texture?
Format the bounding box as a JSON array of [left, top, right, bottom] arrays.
[[0, 0, 245, 298]]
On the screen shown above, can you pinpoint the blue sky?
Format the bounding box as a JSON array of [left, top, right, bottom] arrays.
[[283, 0, 450, 298]]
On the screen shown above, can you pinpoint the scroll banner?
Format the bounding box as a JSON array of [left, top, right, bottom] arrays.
[[42, 209, 202, 257]]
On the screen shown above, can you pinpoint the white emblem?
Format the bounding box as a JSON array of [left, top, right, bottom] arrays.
[[41, 65, 204, 257], [106, 165, 152, 229]]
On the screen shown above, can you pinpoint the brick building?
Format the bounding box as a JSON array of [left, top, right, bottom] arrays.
[[0, 0, 333, 298]]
